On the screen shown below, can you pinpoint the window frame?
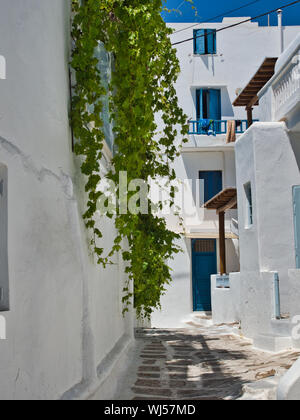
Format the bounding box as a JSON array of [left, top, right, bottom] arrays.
[[244, 182, 254, 228], [199, 170, 223, 205], [196, 88, 221, 121], [193, 29, 217, 55], [0, 164, 9, 312]]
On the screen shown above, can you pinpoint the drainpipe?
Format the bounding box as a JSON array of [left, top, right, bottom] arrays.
[[277, 9, 284, 54], [274, 272, 281, 320]]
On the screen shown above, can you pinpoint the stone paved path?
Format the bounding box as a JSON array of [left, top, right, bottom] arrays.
[[117, 326, 300, 400]]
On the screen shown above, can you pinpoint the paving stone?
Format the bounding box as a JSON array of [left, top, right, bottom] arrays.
[[168, 380, 195, 388], [168, 373, 188, 380], [140, 354, 166, 359], [167, 366, 189, 372], [166, 359, 194, 366], [144, 344, 165, 348], [118, 326, 300, 401], [141, 359, 157, 365], [138, 366, 160, 372], [138, 373, 161, 379], [132, 387, 172, 397], [135, 379, 162, 387]]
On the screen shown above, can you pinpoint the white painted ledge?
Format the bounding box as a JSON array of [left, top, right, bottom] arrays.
[[277, 357, 300, 400]]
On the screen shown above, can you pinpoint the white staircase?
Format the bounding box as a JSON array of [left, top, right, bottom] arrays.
[[184, 312, 214, 328]]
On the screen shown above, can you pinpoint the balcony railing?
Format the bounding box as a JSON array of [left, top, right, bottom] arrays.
[[188, 119, 255, 135], [272, 49, 300, 121]]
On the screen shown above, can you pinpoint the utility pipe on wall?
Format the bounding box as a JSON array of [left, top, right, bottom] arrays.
[[219, 212, 226, 275], [278, 9, 284, 54], [274, 272, 281, 320]]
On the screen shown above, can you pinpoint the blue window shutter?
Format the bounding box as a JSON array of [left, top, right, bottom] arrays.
[[208, 89, 221, 120], [207, 30, 216, 54], [196, 89, 203, 120], [194, 29, 205, 55]]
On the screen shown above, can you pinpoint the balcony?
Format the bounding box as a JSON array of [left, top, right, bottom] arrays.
[[188, 119, 253, 136], [272, 41, 300, 124], [257, 34, 300, 128]]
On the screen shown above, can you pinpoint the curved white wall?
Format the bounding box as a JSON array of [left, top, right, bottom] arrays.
[[0, 0, 133, 400]]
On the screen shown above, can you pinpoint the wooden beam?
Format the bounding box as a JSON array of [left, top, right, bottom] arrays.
[[217, 196, 237, 214], [219, 212, 226, 275], [247, 95, 259, 109], [246, 106, 253, 127]]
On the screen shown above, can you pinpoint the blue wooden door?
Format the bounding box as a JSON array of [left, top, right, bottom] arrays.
[[196, 89, 221, 121], [196, 89, 203, 121], [293, 186, 300, 268], [192, 239, 217, 311], [199, 170, 223, 203], [209, 89, 221, 120]]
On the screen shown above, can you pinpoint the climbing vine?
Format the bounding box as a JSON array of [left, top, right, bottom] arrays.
[[71, 0, 188, 318]]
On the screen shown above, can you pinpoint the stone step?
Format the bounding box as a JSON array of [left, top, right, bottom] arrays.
[[253, 333, 293, 353], [184, 313, 213, 328], [240, 377, 279, 400]]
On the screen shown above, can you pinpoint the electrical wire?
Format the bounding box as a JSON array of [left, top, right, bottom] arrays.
[[172, 0, 262, 35], [171, 0, 300, 46]]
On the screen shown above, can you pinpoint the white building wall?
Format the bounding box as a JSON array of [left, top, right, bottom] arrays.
[[151, 146, 240, 328], [151, 18, 300, 328], [0, 0, 133, 400], [232, 33, 300, 353], [235, 122, 300, 339], [169, 19, 300, 125]]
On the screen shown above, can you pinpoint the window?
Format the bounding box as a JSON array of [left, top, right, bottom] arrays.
[[199, 171, 223, 204], [0, 164, 9, 312], [196, 89, 221, 121], [194, 29, 216, 55], [80, 42, 114, 154], [94, 42, 115, 153], [244, 182, 253, 227]]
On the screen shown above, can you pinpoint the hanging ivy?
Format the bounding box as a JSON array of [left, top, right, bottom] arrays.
[[71, 0, 188, 319]]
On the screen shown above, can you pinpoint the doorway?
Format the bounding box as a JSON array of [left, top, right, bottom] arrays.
[[192, 239, 217, 311]]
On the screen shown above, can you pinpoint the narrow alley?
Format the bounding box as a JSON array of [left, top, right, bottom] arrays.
[[117, 325, 300, 401]]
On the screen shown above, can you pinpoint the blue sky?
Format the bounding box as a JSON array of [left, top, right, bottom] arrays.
[[162, 0, 300, 26]]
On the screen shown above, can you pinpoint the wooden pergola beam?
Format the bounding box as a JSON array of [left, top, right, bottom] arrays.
[[233, 57, 277, 108], [204, 188, 237, 276], [217, 196, 238, 214], [247, 95, 259, 109], [247, 106, 253, 127]]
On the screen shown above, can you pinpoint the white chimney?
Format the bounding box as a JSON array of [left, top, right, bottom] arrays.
[[278, 9, 284, 54]]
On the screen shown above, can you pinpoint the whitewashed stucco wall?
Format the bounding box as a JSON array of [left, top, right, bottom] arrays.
[[235, 122, 300, 338], [0, 0, 133, 400], [151, 148, 240, 328], [169, 19, 300, 125], [148, 17, 300, 328]]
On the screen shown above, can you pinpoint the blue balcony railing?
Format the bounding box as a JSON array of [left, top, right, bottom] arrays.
[[188, 119, 257, 136]]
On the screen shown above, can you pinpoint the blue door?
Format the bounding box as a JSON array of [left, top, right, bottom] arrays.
[[192, 239, 217, 311], [209, 89, 221, 121], [293, 186, 300, 268], [196, 89, 221, 120], [199, 170, 223, 203]]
